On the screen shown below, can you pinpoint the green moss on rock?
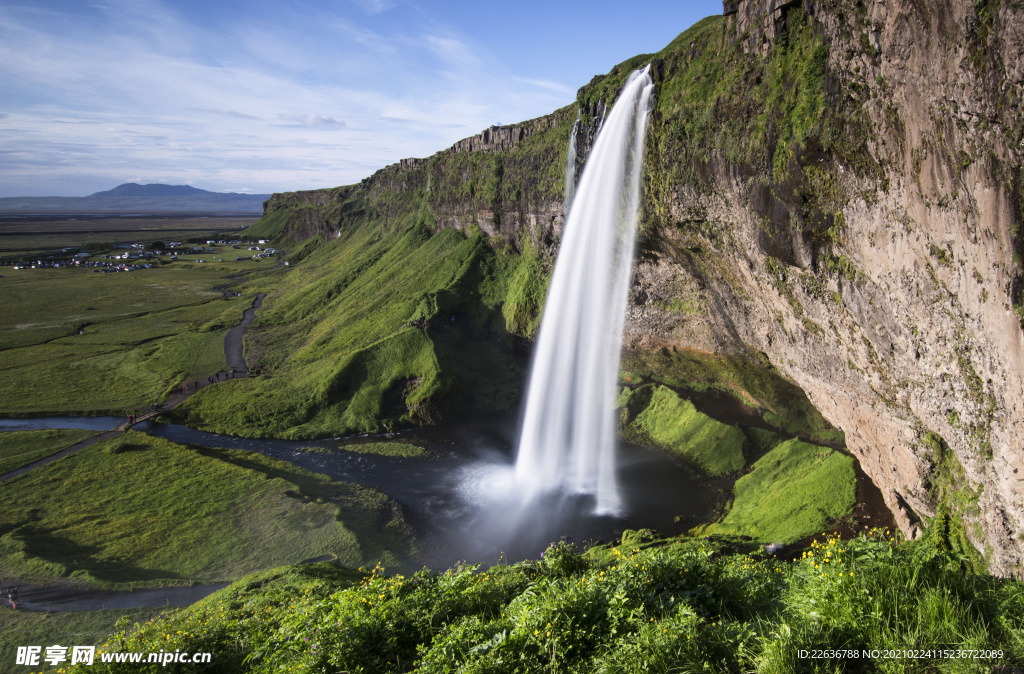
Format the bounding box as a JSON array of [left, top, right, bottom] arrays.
[[622, 384, 746, 476], [704, 438, 856, 544]]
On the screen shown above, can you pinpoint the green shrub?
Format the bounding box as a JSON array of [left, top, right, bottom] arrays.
[[71, 532, 1024, 673]]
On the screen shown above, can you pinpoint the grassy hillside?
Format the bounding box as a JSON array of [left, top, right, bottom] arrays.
[[68, 529, 1023, 673], [174, 216, 549, 438]]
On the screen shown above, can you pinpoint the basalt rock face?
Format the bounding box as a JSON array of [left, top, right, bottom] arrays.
[[257, 0, 1024, 574], [264, 111, 573, 252]]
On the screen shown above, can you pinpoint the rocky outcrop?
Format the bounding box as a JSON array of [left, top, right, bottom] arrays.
[[447, 117, 561, 154], [726, 0, 803, 54], [393, 114, 564, 173]]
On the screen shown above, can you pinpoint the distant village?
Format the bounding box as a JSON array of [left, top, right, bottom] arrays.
[[3, 239, 280, 272]]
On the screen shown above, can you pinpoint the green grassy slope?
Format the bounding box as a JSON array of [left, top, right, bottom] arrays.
[[175, 215, 548, 438], [0, 431, 414, 587], [702, 438, 857, 543], [619, 384, 747, 475]]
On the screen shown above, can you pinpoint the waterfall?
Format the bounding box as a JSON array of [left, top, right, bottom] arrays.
[[564, 113, 580, 212], [596, 99, 608, 136], [514, 65, 655, 516]]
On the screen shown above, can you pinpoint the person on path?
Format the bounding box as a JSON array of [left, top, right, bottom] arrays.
[[6, 587, 18, 610]]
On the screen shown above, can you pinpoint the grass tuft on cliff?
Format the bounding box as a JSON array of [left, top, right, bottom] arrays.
[[619, 384, 747, 475]]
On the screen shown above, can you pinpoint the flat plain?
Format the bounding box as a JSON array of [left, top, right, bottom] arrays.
[[0, 252, 276, 413], [0, 213, 257, 255]]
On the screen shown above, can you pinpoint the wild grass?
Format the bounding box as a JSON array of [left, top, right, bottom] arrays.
[[338, 441, 427, 458], [72, 531, 1024, 673], [701, 439, 856, 544], [0, 428, 95, 474], [0, 431, 415, 588]]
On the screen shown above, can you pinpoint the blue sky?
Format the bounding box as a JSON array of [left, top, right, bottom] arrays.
[[0, 0, 722, 197]]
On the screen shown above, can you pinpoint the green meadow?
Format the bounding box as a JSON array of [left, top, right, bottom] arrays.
[[0, 263, 255, 413], [0, 428, 96, 474], [0, 431, 415, 588]]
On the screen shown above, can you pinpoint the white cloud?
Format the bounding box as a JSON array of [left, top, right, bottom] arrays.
[[350, 0, 397, 15], [512, 77, 574, 95], [192, 108, 262, 120], [423, 34, 481, 69], [0, 0, 573, 196], [275, 114, 346, 128]]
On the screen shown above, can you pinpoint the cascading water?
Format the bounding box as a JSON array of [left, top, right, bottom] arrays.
[[564, 113, 580, 211], [514, 65, 655, 516]]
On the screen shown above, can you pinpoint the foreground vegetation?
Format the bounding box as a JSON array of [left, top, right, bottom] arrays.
[[0, 431, 414, 588], [71, 527, 1023, 673]]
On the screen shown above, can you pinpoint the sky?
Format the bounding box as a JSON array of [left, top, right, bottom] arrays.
[[0, 0, 722, 197]]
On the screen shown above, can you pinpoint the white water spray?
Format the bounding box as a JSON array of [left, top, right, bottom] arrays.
[[514, 66, 655, 515]]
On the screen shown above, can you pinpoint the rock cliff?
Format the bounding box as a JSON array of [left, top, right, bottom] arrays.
[[627, 0, 1023, 575]]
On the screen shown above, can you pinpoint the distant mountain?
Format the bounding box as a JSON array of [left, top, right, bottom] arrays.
[[89, 183, 213, 198], [0, 183, 272, 212]]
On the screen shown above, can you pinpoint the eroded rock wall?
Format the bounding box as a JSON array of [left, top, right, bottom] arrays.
[[624, 0, 1023, 575]]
